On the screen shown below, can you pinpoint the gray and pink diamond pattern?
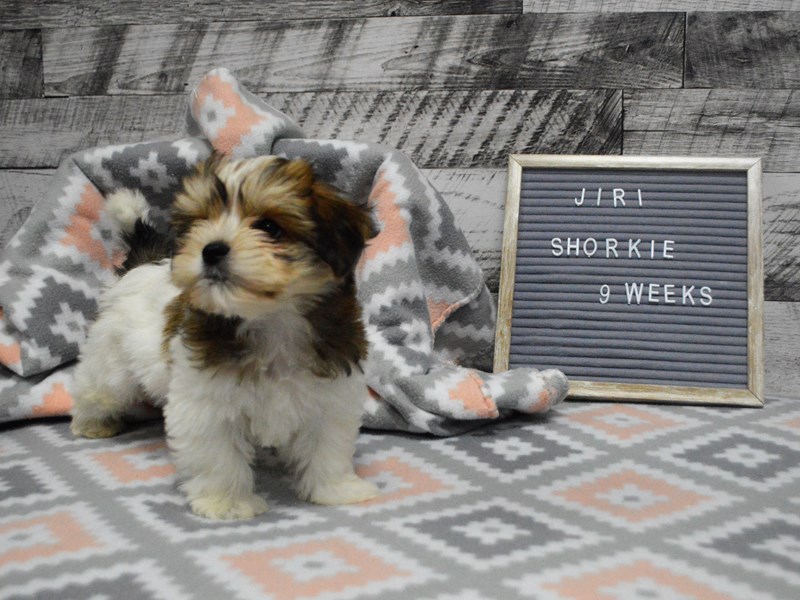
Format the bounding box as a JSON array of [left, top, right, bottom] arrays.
[[1, 397, 798, 600]]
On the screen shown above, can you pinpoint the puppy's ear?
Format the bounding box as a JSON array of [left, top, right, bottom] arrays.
[[311, 181, 376, 278]]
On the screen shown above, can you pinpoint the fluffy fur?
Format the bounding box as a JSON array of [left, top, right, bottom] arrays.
[[71, 155, 379, 519], [105, 188, 175, 276]]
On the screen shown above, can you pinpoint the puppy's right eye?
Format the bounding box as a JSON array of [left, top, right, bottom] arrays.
[[252, 218, 283, 240]]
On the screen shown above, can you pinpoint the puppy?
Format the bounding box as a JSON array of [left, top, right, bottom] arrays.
[[71, 155, 380, 519]]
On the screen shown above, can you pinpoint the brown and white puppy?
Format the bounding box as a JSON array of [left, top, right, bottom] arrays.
[[70, 155, 379, 519]]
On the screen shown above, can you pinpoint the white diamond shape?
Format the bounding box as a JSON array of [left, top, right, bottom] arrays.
[[595, 482, 669, 511], [271, 551, 359, 583], [452, 517, 524, 546], [713, 443, 781, 469]]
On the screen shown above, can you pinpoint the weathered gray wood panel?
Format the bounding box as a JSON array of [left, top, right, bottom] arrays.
[[0, 169, 53, 250], [525, 1, 800, 11], [0, 29, 42, 99], [764, 174, 800, 302], [0, 95, 186, 168], [764, 301, 800, 398], [0, 0, 522, 29], [0, 90, 621, 169], [686, 12, 800, 89], [264, 89, 621, 169], [624, 90, 800, 173], [42, 13, 683, 96]]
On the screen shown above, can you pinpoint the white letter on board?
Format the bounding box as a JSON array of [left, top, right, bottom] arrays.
[[700, 286, 713, 306], [606, 238, 619, 258], [551, 238, 563, 257], [629, 238, 641, 259], [664, 284, 676, 304], [648, 283, 661, 303], [625, 282, 644, 304], [599, 284, 611, 304], [613, 188, 625, 207], [663, 240, 675, 259], [583, 238, 598, 257], [575, 188, 585, 206], [682, 285, 696, 305], [566, 238, 579, 256]]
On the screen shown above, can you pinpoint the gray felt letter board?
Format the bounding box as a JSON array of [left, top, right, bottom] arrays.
[[494, 155, 764, 407]]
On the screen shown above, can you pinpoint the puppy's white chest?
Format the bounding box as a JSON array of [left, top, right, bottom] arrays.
[[240, 377, 303, 447], [166, 309, 367, 449]]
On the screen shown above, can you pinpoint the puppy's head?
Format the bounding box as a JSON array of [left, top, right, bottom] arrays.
[[170, 155, 374, 319]]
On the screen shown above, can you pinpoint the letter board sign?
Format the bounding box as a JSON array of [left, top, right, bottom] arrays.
[[494, 155, 763, 406]]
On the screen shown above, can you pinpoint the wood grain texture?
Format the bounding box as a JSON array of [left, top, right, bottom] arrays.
[[764, 301, 800, 399], [764, 174, 800, 302], [41, 13, 683, 96], [264, 89, 622, 169], [0, 169, 53, 250], [0, 0, 522, 28], [686, 12, 800, 88], [524, 1, 800, 11], [0, 89, 621, 169], [566, 381, 762, 407], [0, 95, 186, 169], [624, 90, 800, 173], [747, 159, 765, 402], [0, 29, 42, 99], [493, 156, 523, 374]]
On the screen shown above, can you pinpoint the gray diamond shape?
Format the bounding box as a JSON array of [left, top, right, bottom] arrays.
[[0, 464, 52, 503], [704, 517, 800, 574], [5, 574, 156, 600], [406, 505, 571, 560], [443, 426, 574, 475], [675, 433, 800, 483]]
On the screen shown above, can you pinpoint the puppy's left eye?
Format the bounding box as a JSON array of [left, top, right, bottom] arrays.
[[252, 218, 283, 240]]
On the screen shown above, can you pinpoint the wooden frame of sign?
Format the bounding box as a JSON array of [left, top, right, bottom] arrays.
[[494, 154, 764, 407]]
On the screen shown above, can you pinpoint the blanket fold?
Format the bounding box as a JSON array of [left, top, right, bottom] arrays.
[[0, 68, 567, 434]]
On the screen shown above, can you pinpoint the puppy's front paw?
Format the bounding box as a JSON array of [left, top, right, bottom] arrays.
[[71, 417, 124, 439], [190, 493, 268, 520], [309, 474, 380, 506]]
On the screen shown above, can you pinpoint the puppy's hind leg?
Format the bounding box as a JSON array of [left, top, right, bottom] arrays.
[[70, 386, 136, 438], [70, 336, 140, 439]]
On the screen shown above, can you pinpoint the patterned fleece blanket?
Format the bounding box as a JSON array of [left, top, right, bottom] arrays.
[[0, 68, 567, 435]]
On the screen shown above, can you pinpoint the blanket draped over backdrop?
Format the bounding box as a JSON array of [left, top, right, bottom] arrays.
[[0, 69, 567, 435]]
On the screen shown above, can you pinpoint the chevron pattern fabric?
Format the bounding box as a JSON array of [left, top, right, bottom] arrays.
[[0, 68, 567, 433]]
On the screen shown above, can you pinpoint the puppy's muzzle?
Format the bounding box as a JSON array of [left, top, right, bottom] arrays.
[[202, 241, 231, 281]]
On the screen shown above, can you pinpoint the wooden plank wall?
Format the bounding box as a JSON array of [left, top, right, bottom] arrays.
[[1, 1, 798, 396]]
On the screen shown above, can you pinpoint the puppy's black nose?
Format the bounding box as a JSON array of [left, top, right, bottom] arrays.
[[202, 241, 230, 266]]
